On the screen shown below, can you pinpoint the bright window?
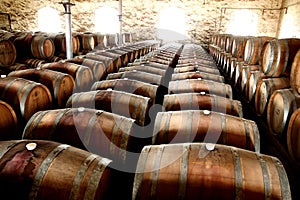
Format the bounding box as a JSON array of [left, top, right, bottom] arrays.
[[38, 7, 61, 33], [227, 9, 258, 36], [157, 6, 188, 42], [95, 6, 119, 34]]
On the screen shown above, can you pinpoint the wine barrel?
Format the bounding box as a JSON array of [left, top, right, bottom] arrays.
[[77, 33, 95, 51], [267, 88, 300, 136], [84, 53, 116, 74], [238, 65, 261, 92], [168, 79, 232, 99], [91, 79, 163, 105], [81, 59, 107, 81], [174, 66, 220, 75], [20, 58, 46, 68], [0, 139, 113, 199], [231, 36, 250, 59], [0, 76, 52, 124], [40, 62, 94, 92], [290, 48, 300, 95], [118, 66, 166, 76], [0, 100, 18, 139], [244, 71, 268, 103], [30, 35, 55, 59], [107, 71, 164, 86], [53, 33, 80, 54], [152, 110, 259, 151], [66, 90, 151, 126], [171, 71, 224, 83], [261, 38, 300, 77], [0, 39, 17, 67], [106, 49, 130, 66], [94, 51, 122, 70], [8, 69, 75, 108], [162, 93, 243, 117], [255, 77, 291, 116], [104, 33, 118, 49], [133, 143, 290, 200], [287, 108, 300, 164], [129, 62, 169, 70], [22, 108, 146, 165], [244, 36, 273, 65]]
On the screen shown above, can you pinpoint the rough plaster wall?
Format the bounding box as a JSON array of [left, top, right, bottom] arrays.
[[277, 0, 300, 38], [0, 0, 284, 47]]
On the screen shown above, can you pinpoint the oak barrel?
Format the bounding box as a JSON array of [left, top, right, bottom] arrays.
[[290, 48, 300, 95], [118, 66, 166, 77], [0, 39, 17, 67], [66, 90, 151, 126], [22, 108, 145, 165], [261, 38, 300, 77], [168, 79, 232, 99], [244, 71, 268, 103], [255, 77, 291, 116], [40, 62, 94, 92], [133, 143, 290, 200], [8, 69, 75, 108], [267, 88, 300, 136], [0, 139, 113, 199], [0, 100, 18, 139], [162, 93, 243, 117], [30, 35, 55, 59], [0, 76, 52, 124], [174, 65, 220, 75], [171, 71, 224, 83], [287, 108, 300, 164], [91, 79, 163, 105]]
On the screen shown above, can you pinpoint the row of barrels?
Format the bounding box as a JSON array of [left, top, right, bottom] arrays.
[[132, 43, 291, 199], [210, 34, 300, 165], [0, 30, 135, 69]]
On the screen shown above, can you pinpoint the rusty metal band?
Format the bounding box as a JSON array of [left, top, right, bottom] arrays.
[[84, 156, 112, 200], [178, 143, 190, 200], [0, 141, 23, 160], [221, 113, 227, 144], [186, 111, 193, 142], [272, 157, 292, 200], [251, 122, 260, 153], [256, 154, 271, 200], [243, 120, 251, 151], [152, 112, 162, 144], [150, 145, 165, 198], [271, 40, 281, 77], [281, 40, 290, 76], [48, 70, 61, 99], [132, 146, 151, 200], [20, 83, 38, 118], [22, 110, 47, 139], [30, 144, 70, 200], [231, 147, 243, 200], [1, 77, 19, 100], [69, 154, 99, 200], [188, 92, 193, 109], [119, 117, 132, 163], [48, 109, 68, 140], [228, 85, 233, 99], [164, 112, 172, 143], [110, 115, 122, 156], [83, 110, 99, 146]]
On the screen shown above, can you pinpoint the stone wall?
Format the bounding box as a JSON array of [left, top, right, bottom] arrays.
[[277, 0, 300, 38], [0, 0, 293, 47]]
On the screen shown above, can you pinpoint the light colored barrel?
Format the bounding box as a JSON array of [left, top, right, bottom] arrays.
[[133, 143, 290, 200], [290, 48, 300, 95], [171, 71, 224, 83], [287, 108, 300, 164]]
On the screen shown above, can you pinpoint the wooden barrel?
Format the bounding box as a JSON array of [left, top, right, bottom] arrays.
[[13, 31, 33, 59], [174, 66, 220, 75], [8, 69, 75, 108], [94, 51, 123, 70], [0, 39, 17, 67], [162, 93, 243, 117], [290, 48, 300, 95], [244, 71, 268, 103], [133, 143, 290, 200], [232, 61, 246, 87], [0, 139, 113, 199], [53, 33, 80, 54], [261, 38, 300, 77], [0, 100, 18, 139], [84, 53, 116, 74], [91, 79, 164, 105], [171, 71, 224, 83], [244, 36, 273, 65], [231, 36, 250, 59], [107, 71, 164, 86], [104, 33, 118, 49], [20, 58, 46, 68], [40, 62, 94, 92], [267, 88, 300, 136], [77, 33, 95, 51], [287, 108, 300, 164], [22, 108, 146, 165], [0, 76, 52, 124], [30, 35, 55, 59], [66, 90, 151, 126], [81, 59, 107, 81], [225, 34, 234, 53], [106, 49, 130, 66], [129, 62, 169, 70], [239, 65, 261, 92], [152, 110, 259, 151], [1, 62, 29, 72], [255, 77, 291, 116], [118, 66, 166, 76], [168, 79, 232, 99]]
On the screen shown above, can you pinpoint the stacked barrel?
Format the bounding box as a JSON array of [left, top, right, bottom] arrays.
[[132, 43, 291, 199]]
